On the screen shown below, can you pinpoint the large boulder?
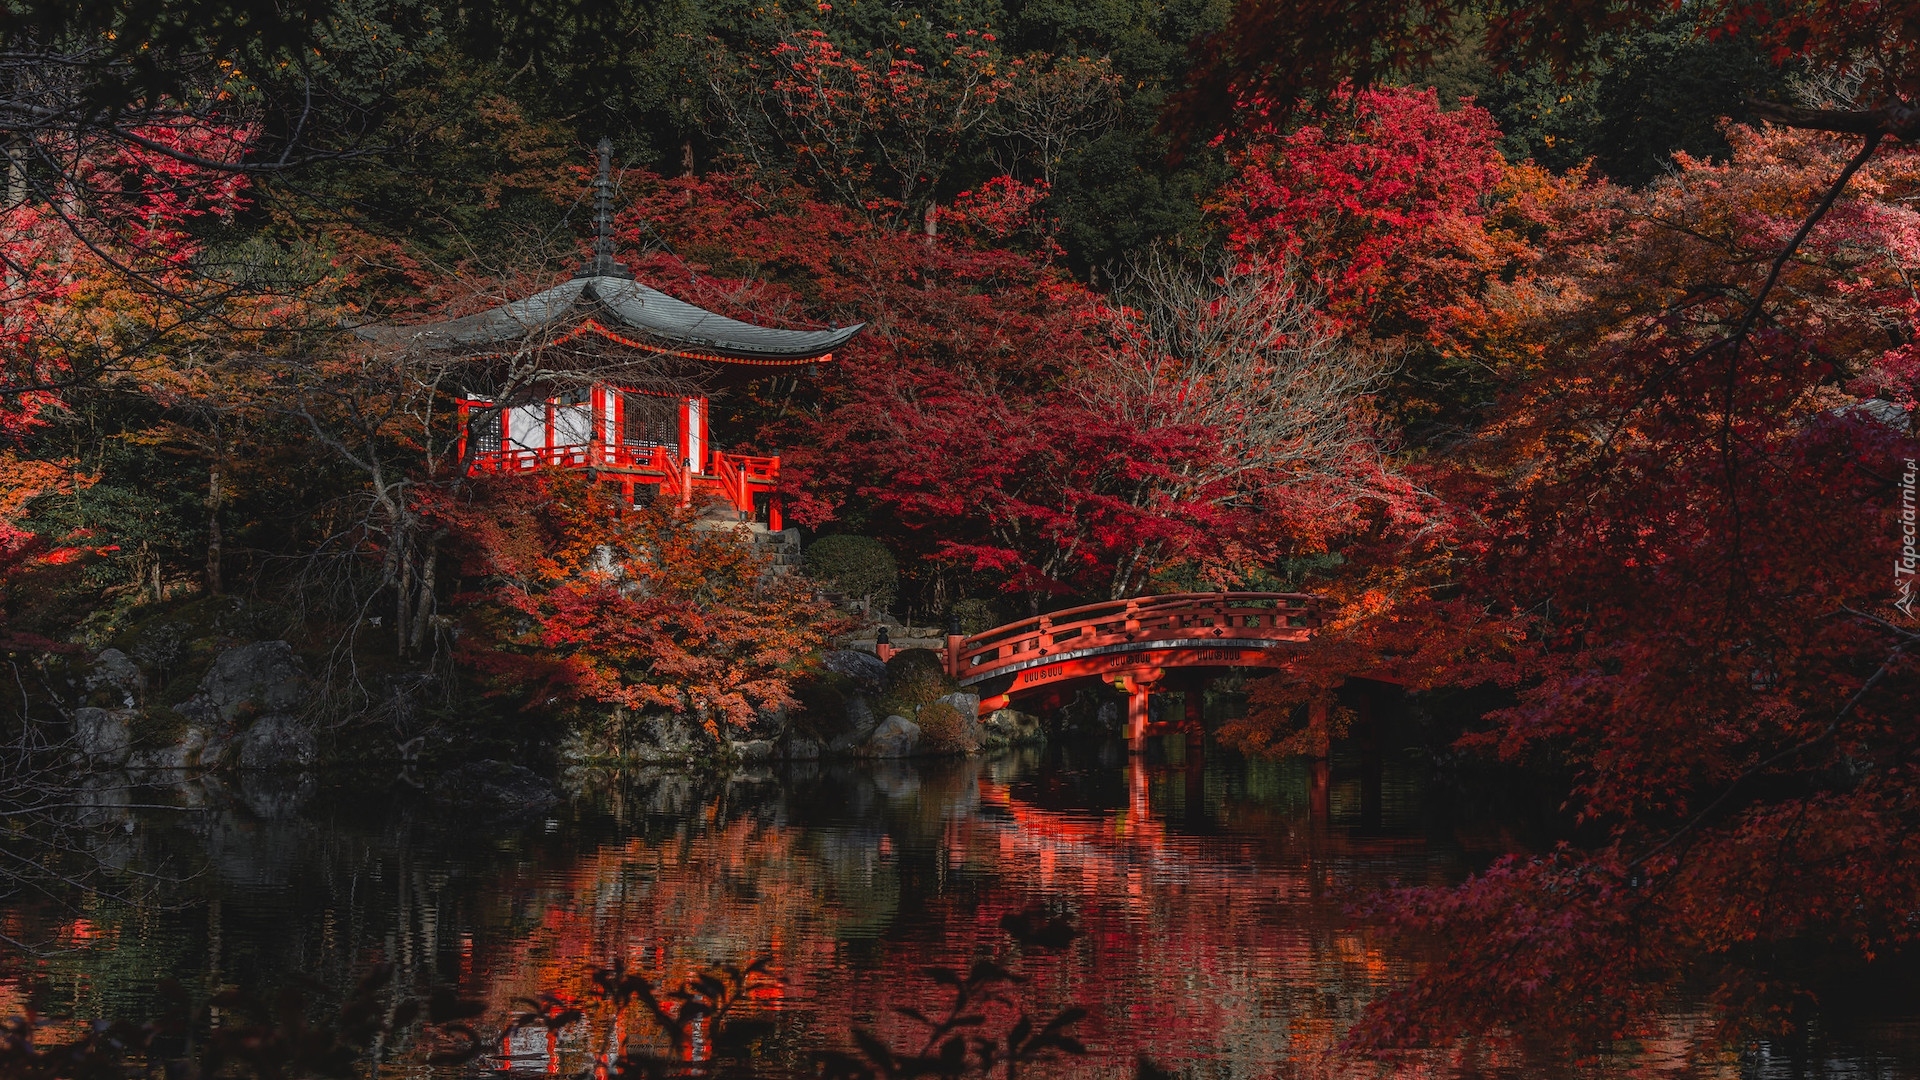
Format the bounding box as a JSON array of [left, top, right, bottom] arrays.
[[565, 709, 715, 766], [197, 731, 235, 768], [932, 692, 984, 747], [73, 707, 134, 766], [935, 691, 981, 717], [826, 695, 880, 754], [235, 713, 318, 770], [981, 708, 1045, 749], [730, 738, 777, 765], [781, 734, 823, 760], [740, 703, 790, 744], [821, 649, 889, 694], [181, 641, 307, 726], [623, 713, 705, 764], [865, 715, 920, 758], [71, 774, 136, 831], [85, 648, 144, 707]]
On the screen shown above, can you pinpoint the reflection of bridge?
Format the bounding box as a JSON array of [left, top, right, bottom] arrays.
[[943, 593, 1323, 751]]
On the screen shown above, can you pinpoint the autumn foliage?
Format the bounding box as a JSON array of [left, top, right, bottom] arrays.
[[1321, 126, 1920, 1046], [445, 472, 835, 736], [9, 0, 1920, 1061]]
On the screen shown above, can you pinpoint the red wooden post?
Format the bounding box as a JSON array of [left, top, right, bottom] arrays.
[[544, 395, 557, 466], [455, 398, 470, 467], [1308, 695, 1330, 760], [587, 386, 603, 472], [677, 395, 695, 505], [1306, 691, 1332, 816], [1127, 683, 1151, 754]]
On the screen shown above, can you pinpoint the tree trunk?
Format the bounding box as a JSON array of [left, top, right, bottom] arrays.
[[393, 528, 412, 656], [408, 533, 442, 654], [205, 461, 223, 595]]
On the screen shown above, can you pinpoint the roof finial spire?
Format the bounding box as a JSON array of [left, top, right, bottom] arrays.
[[578, 137, 632, 279]]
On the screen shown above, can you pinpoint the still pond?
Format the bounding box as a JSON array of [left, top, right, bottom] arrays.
[[2, 744, 1916, 1078]]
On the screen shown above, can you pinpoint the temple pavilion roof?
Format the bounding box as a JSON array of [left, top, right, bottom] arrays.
[[360, 140, 862, 366], [381, 273, 862, 365]]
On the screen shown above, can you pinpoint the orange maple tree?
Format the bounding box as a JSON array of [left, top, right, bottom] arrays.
[[444, 472, 837, 737]]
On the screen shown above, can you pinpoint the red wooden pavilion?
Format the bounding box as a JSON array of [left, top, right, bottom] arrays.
[[365, 141, 862, 527]]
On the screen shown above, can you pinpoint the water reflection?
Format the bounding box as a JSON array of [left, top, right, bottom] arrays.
[[2, 747, 1917, 1078]]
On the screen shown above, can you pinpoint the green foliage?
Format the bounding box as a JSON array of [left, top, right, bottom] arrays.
[[1421, 13, 1791, 186], [803, 534, 898, 608], [950, 598, 1000, 635]]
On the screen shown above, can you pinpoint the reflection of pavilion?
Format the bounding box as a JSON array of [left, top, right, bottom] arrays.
[[367, 141, 862, 525]]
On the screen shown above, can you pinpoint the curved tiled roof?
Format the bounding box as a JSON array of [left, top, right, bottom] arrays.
[[363, 275, 863, 364]]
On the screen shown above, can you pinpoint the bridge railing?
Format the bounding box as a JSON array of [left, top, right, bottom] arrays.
[[948, 592, 1322, 682]]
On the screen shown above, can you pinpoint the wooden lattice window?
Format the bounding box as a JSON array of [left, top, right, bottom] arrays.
[[469, 404, 502, 453], [622, 393, 678, 452]]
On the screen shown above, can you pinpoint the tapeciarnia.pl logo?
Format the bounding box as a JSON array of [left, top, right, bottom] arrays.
[[1899, 458, 1918, 618]]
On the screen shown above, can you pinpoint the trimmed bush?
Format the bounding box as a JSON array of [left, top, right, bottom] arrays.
[[880, 648, 955, 719], [803, 534, 897, 609]]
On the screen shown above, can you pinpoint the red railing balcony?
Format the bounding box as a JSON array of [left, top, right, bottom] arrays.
[[457, 387, 785, 527]]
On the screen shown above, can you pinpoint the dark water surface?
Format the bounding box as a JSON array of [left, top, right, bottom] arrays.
[[3, 745, 1917, 1079]]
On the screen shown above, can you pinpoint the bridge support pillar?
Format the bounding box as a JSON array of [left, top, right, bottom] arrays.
[[1127, 685, 1151, 753], [1308, 695, 1332, 820]]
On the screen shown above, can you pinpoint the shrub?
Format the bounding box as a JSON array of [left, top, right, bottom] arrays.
[[802, 534, 897, 609], [915, 700, 976, 754], [950, 598, 1000, 635], [879, 648, 955, 719]]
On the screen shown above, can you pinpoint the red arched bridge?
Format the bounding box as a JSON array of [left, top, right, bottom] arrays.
[[940, 592, 1323, 751]]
